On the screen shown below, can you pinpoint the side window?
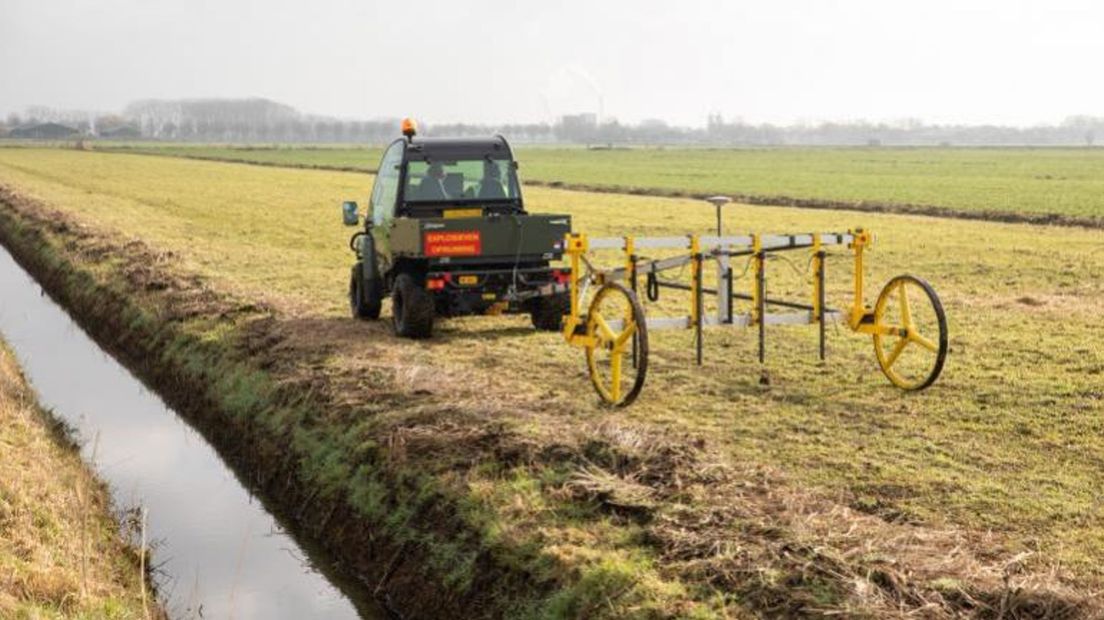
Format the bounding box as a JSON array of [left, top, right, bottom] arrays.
[[370, 142, 403, 226]]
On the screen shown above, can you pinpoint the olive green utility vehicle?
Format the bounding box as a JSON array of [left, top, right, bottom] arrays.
[[343, 126, 572, 338]]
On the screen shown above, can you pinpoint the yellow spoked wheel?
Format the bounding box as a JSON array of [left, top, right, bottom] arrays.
[[873, 275, 948, 390], [585, 282, 649, 406]]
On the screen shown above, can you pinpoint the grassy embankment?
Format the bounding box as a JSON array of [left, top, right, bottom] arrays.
[[100, 143, 1104, 224], [0, 341, 158, 618], [0, 147, 1102, 617]]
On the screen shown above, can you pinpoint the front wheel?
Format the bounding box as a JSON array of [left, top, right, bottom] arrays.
[[391, 273, 434, 338], [872, 275, 947, 390], [585, 283, 648, 407], [531, 293, 569, 331], [349, 263, 381, 320]]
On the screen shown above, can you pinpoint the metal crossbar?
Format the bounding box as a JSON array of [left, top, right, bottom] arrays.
[[564, 231, 856, 367], [558, 208, 946, 407]]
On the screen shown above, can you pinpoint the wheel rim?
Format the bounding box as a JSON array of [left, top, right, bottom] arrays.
[[585, 283, 648, 406], [873, 275, 947, 390]]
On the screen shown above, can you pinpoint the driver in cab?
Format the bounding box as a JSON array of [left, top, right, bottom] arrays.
[[478, 160, 506, 199], [414, 162, 450, 200]]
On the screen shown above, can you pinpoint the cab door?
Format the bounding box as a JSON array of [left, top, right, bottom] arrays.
[[368, 140, 404, 276]]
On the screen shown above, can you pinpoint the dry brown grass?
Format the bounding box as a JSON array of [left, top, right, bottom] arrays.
[[544, 420, 1102, 617], [0, 343, 159, 619]]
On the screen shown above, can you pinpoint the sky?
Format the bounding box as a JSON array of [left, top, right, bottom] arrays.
[[1, 0, 1101, 127]]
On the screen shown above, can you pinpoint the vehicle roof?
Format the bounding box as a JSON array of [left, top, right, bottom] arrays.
[[401, 135, 514, 160]]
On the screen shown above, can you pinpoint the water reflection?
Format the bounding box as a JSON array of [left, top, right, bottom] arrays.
[[0, 246, 372, 619]]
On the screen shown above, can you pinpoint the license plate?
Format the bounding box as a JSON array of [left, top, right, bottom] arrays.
[[459, 275, 478, 285], [443, 208, 482, 219]]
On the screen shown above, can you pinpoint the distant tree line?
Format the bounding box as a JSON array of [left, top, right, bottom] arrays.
[[1, 98, 1102, 146], [121, 98, 404, 143], [699, 113, 1104, 147]]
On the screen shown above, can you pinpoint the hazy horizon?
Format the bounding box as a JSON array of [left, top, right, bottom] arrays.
[[2, 0, 1102, 128]]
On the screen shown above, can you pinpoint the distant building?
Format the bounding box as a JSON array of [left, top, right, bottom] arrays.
[[97, 125, 142, 139], [7, 122, 79, 139], [560, 113, 597, 129], [557, 113, 598, 142]]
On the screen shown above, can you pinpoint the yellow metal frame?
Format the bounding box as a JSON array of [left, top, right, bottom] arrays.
[[560, 226, 946, 404], [846, 228, 898, 337], [563, 232, 587, 345]]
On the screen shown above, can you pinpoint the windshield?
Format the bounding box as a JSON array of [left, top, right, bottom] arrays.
[[404, 158, 519, 203]]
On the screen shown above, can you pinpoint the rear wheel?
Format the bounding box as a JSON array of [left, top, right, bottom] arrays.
[[873, 275, 947, 390], [349, 263, 381, 320], [391, 273, 434, 338], [531, 293, 569, 331]]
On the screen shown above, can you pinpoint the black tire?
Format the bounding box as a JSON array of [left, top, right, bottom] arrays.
[[391, 273, 434, 338], [349, 263, 381, 320], [531, 293, 569, 331]]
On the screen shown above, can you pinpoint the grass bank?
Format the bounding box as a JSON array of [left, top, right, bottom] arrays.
[[92, 143, 1104, 227], [0, 192, 554, 616], [0, 340, 159, 618], [1, 148, 1101, 617]]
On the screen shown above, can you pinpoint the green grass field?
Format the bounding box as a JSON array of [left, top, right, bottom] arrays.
[[1, 148, 1102, 616], [98, 143, 1104, 222]]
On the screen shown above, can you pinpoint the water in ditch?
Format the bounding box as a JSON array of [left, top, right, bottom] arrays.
[[0, 244, 379, 618]]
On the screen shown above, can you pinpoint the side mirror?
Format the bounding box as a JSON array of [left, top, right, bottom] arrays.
[[342, 201, 359, 226]]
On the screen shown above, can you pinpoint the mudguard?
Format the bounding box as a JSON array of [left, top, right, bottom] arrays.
[[358, 233, 384, 285]]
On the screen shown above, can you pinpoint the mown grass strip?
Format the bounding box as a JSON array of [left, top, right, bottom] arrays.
[[89, 143, 1104, 227]]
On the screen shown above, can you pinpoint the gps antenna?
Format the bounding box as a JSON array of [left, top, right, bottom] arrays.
[[705, 195, 732, 237]]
